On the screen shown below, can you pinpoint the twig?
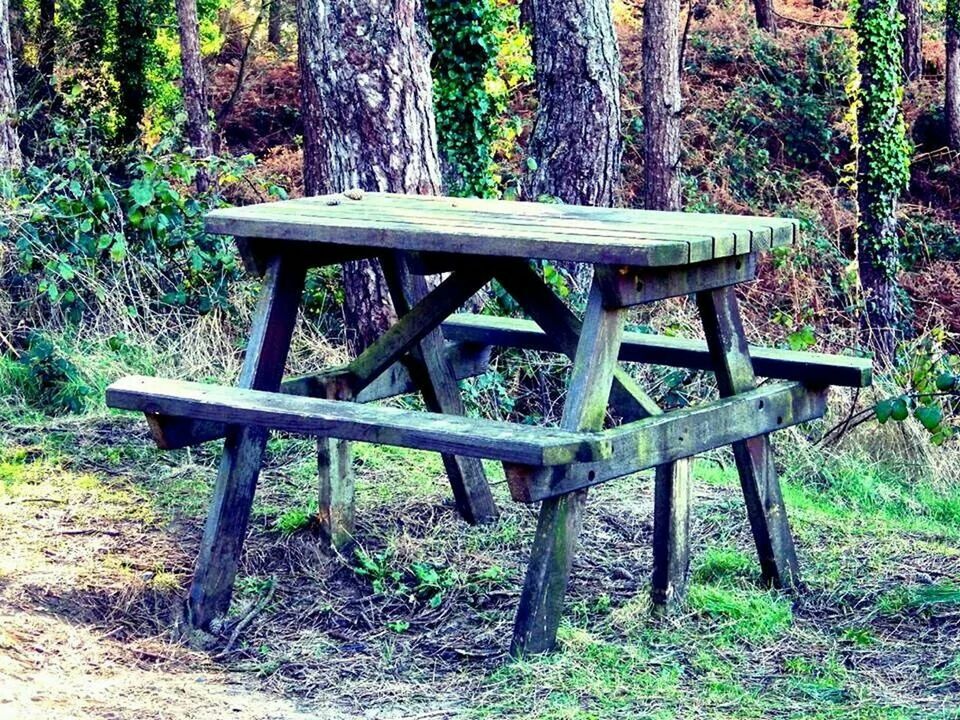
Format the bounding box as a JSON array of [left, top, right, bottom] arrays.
[[216, 1, 267, 124], [214, 582, 277, 658], [53, 528, 122, 537], [679, 0, 694, 75], [771, 7, 848, 30]]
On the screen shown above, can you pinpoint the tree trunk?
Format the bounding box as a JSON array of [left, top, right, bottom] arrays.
[[115, 0, 152, 144], [8, 0, 21, 58], [753, 0, 776, 34], [0, 0, 19, 169], [948, 0, 960, 149], [525, 0, 621, 207], [176, 0, 214, 192], [268, 0, 283, 46], [855, 0, 908, 366], [899, 0, 922, 81], [643, 0, 682, 211], [297, 0, 441, 353], [38, 0, 54, 79]]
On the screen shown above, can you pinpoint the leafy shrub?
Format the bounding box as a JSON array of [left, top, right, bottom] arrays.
[[1, 122, 287, 326]]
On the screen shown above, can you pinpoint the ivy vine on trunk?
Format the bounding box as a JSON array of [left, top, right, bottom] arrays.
[[425, 0, 502, 197], [852, 0, 911, 365]]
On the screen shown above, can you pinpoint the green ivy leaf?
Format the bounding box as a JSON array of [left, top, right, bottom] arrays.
[[129, 179, 155, 207], [875, 399, 894, 423], [890, 397, 909, 422], [914, 405, 943, 432], [935, 372, 956, 392]]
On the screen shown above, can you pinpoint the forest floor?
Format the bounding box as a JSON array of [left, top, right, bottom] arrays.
[[1, 409, 958, 719]]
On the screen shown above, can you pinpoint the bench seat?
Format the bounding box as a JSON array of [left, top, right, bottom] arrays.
[[106, 376, 827, 502], [441, 314, 872, 388]]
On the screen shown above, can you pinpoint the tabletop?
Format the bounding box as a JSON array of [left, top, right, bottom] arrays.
[[206, 192, 798, 268]]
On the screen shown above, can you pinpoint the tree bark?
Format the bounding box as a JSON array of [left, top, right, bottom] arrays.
[[855, 0, 906, 366], [268, 0, 283, 46], [176, 0, 214, 192], [115, 0, 152, 144], [753, 0, 776, 34], [642, 0, 682, 211], [525, 0, 621, 206], [297, 0, 441, 353], [948, 0, 960, 149], [900, 0, 922, 81], [0, 0, 19, 169], [38, 0, 54, 79]]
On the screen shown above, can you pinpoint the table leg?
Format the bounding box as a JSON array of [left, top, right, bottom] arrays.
[[511, 279, 625, 656], [696, 286, 801, 589], [317, 437, 355, 550], [186, 255, 306, 630], [496, 262, 692, 610], [381, 253, 499, 525]]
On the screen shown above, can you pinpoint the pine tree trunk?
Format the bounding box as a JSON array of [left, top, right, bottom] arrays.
[[176, 0, 214, 192], [268, 0, 282, 46], [115, 0, 152, 144], [855, 0, 907, 366], [643, 0, 682, 211], [38, 0, 54, 79], [0, 0, 19, 169], [900, 0, 922, 80], [525, 0, 621, 207], [297, 0, 441, 353], [753, 0, 777, 34], [947, 1, 960, 149]]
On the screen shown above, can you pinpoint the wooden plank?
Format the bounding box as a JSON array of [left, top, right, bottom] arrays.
[[345, 267, 493, 393], [494, 261, 662, 419], [440, 314, 873, 388], [185, 255, 306, 631], [107, 377, 826, 498], [145, 342, 492, 450], [106, 375, 590, 466], [237, 192, 797, 252], [206, 208, 698, 268], [594, 254, 757, 307], [317, 437, 355, 551], [511, 278, 627, 657], [504, 382, 827, 502], [697, 286, 801, 590], [235, 237, 374, 277], [381, 252, 498, 525], [374, 193, 797, 249]]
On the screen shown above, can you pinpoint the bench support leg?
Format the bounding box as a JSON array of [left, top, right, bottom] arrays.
[[317, 437, 355, 551], [496, 261, 692, 611], [697, 286, 800, 589], [382, 253, 499, 525], [186, 255, 306, 630], [511, 278, 625, 656]]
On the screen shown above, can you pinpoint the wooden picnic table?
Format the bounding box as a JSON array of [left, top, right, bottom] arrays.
[[106, 192, 871, 656]]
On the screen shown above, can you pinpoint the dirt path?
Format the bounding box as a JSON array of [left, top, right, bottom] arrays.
[[0, 608, 331, 720]]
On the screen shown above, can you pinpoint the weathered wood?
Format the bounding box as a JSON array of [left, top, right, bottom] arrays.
[[206, 193, 799, 268], [494, 261, 661, 419], [273, 192, 798, 249], [697, 286, 801, 589], [146, 342, 492, 450], [107, 376, 824, 482], [440, 314, 873, 388], [503, 381, 827, 502], [650, 461, 691, 609], [344, 267, 493, 395], [594, 254, 757, 307], [317, 436, 355, 551], [185, 255, 306, 630], [511, 278, 626, 657], [107, 374, 589, 465], [235, 237, 375, 277], [381, 253, 498, 525]]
